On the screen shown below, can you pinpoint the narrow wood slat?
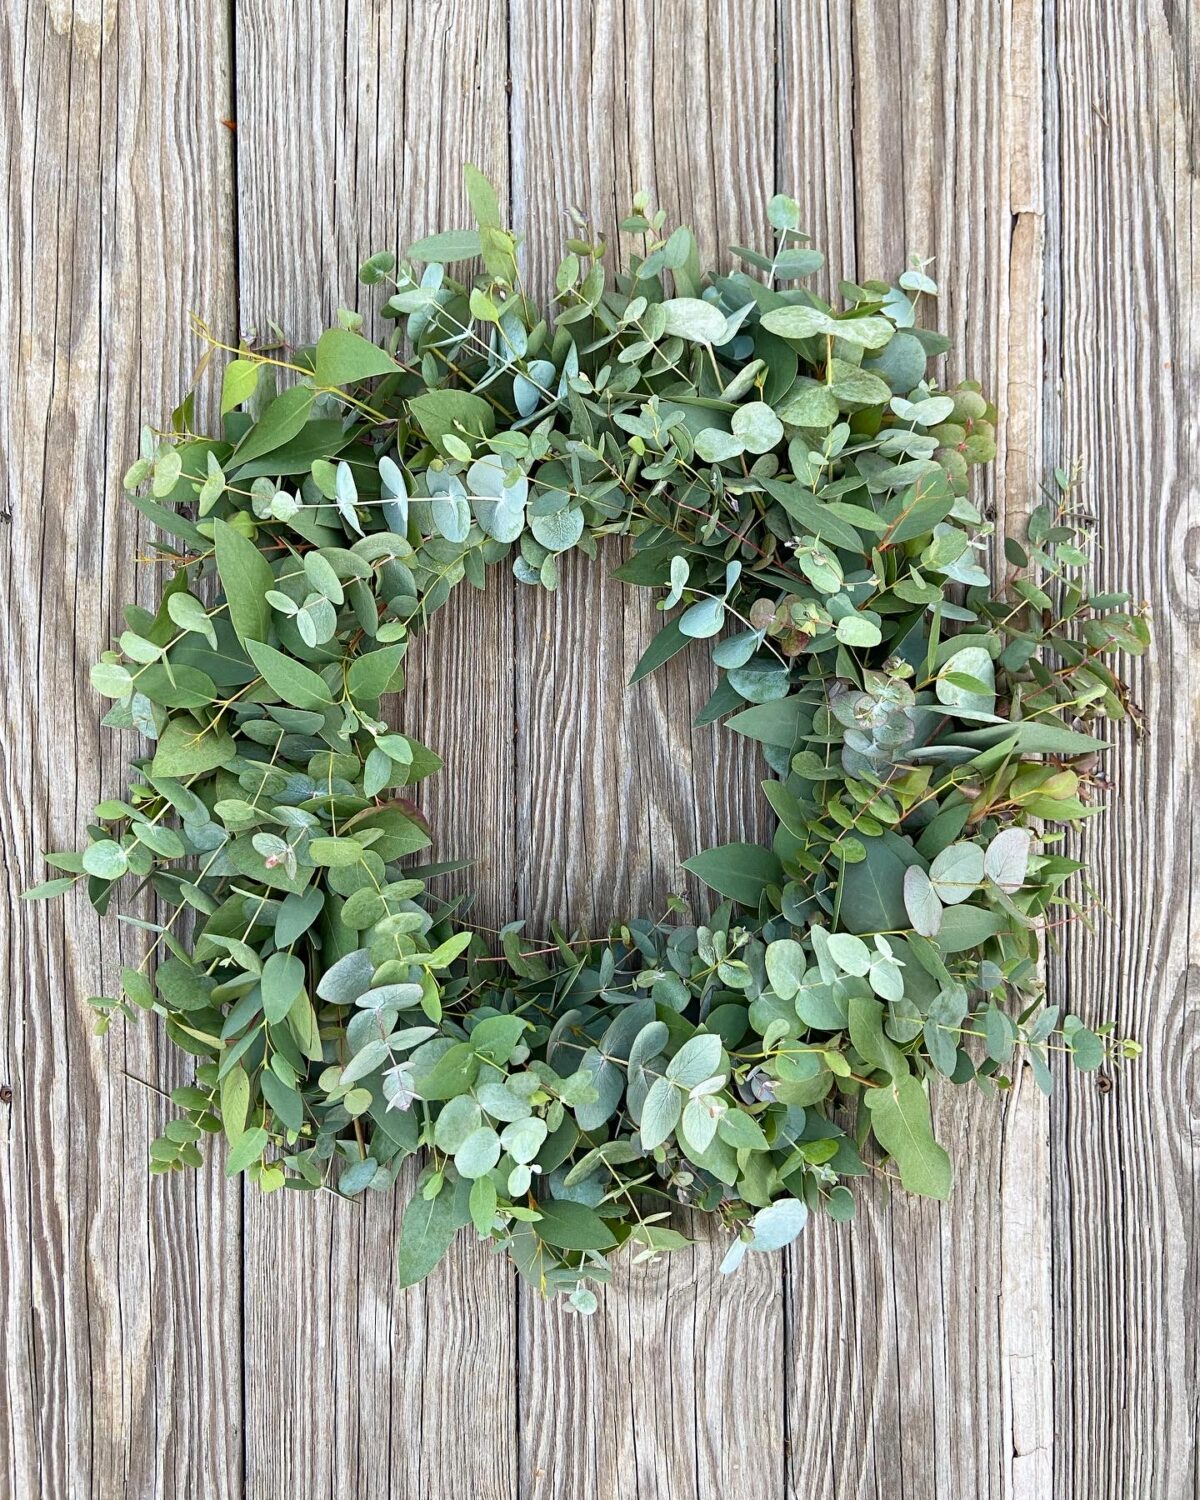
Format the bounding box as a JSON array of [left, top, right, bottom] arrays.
[[233, 4, 517, 1497], [1047, 3, 1199, 1494], [781, 5, 1058, 1495], [0, 4, 242, 1497], [508, 4, 785, 1496]]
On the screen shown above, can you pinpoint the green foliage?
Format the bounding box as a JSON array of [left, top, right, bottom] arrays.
[[30, 171, 1149, 1309]]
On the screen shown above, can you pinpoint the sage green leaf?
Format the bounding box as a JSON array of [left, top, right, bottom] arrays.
[[219, 1064, 250, 1143], [474, 488, 526, 543], [694, 428, 744, 463], [82, 840, 128, 880], [828, 359, 893, 406], [864, 1073, 952, 1199], [409, 1042, 478, 1103], [533, 1198, 617, 1251], [765, 939, 806, 1000], [261, 951, 304, 1024], [762, 306, 891, 350], [235, 418, 352, 479], [716, 1110, 769, 1150], [406, 228, 482, 262], [984, 828, 1032, 893], [395, 1182, 462, 1288], [135, 663, 223, 709], [408, 390, 495, 456], [224, 1126, 269, 1177], [666, 1033, 723, 1087], [731, 401, 783, 454], [825, 315, 895, 350], [132, 820, 185, 859], [500, 1116, 548, 1164], [924, 986, 967, 1077], [726, 697, 812, 748], [22, 877, 78, 901], [166, 591, 216, 647], [630, 620, 689, 685], [826, 933, 871, 977], [902, 865, 943, 937], [835, 613, 883, 647], [683, 842, 782, 906], [213, 519, 273, 646], [431, 489, 471, 543], [232, 385, 315, 467], [313, 328, 399, 387], [573, 1047, 623, 1130], [347, 643, 406, 700], [220, 358, 260, 415], [681, 594, 726, 636], [836, 835, 915, 933], [928, 842, 985, 905], [315, 948, 374, 1003], [746, 1197, 808, 1250], [469, 1174, 498, 1234], [340, 1038, 389, 1086], [848, 996, 906, 1079], [937, 904, 1008, 953], [935, 646, 997, 715], [678, 596, 725, 638], [640, 1076, 682, 1149], [463, 162, 501, 228], [1065, 1019, 1105, 1071], [454, 1125, 502, 1179], [760, 479, 864, 550], [92, 661, 134, 700], [149, 719, 237, 777], [260, 1070, 304, 1133], [681, 1097, 719, 1153], [883, 474, 957, 547], [530, 506, 584, 552], [779, 383, 840, 428], [275, 888, 324, 946], [760, 305, 831, 341], [983, 1003, 1016, 1064], [468, 1014, 527, 1063], [864, 330, 927, 393], [308, 837, 366, 869], [245, 639, 334, 711], [659, 297, 727, 343]]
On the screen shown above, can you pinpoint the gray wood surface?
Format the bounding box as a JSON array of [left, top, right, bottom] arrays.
[[1, 2, 1195, 1496]]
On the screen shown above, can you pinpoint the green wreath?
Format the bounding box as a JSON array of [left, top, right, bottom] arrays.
[[27, 168, 1149, 1309]]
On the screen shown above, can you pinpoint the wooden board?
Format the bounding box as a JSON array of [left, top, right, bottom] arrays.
[[0, 4, 243, 1496], [0, 1, 1195, 1496]]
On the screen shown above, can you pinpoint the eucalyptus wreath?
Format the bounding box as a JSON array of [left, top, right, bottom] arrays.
[[26, 168, 1149, 1309]]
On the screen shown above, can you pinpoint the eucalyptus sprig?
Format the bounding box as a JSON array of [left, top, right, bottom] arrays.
[[26, 167, 1149, 1306]]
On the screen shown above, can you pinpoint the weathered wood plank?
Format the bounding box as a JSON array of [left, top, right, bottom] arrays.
[[0, 4, 242, 1498], [780, 5, 1058, 1496], [508, 4, 785, 1497], [233, 3, 518, 1496], [1046, 3, 1199, 1495]]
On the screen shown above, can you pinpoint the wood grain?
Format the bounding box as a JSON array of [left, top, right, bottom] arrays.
[[509, 5, 785, 1496], [1048, 2, 1199, 1494], [233, 3, 518, 1497], [0, 4, 242, 1498], [1, 1, 1195, 1496], [777, 7, 1061, 1496]]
